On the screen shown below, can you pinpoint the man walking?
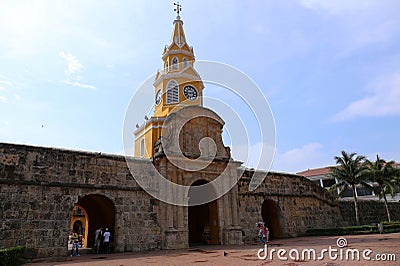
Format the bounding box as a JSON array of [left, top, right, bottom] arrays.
[[94, 227, 102, 254], [102, 228, 111, 254]]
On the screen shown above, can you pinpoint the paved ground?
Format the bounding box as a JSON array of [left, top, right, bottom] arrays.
[[26, 233, 399, 265]]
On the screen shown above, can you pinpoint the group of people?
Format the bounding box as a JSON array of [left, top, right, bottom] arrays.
[[68, 227, 112, 256], [70, 223, 267, 256], [94, 227, 112, 254]]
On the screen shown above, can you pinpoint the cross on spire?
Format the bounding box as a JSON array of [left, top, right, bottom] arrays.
[[174, 2, 182, 17]]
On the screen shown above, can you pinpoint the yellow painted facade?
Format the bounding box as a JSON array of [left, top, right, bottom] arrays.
[[69, 205, 89, 248], [134, 15, 204, 158]]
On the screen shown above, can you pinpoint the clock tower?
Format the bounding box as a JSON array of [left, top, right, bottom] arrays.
[[134, 7, 204, 158]]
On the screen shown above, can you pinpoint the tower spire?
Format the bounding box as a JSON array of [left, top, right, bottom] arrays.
[[134, 2, 204, 158], [174, 2, 182, 18]]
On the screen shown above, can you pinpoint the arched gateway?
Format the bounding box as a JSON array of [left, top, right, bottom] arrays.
[[261, 199, 281, 239], [70, 194, 116, 249], [188, 180, 220, 245], [151, 106, 243, 249]]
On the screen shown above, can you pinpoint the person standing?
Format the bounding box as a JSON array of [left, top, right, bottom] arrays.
[[256, 222, 269, 244], [94, 227, 103, 254], [70, 230, 80, 257], [264, 224, 270, 243], [102, 228, 111, 254]]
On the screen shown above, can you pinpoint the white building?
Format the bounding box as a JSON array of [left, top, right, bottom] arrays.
[[297, 164, 400, 201]]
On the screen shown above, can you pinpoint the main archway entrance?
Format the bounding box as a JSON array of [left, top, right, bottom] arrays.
[[71, 194, 116, 249], [261, 199, 281, 239], [188, 180, 220, 246]]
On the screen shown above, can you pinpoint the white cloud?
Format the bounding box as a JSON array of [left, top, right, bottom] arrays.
[[0, 79, 12, 86], [298, 0, 377, 14], [333, 73, 400, 121], [59, 51, 84, 75], [0, 78, 12, 93], [231, 141, 276, 171], [59, 51, 96, 90], [337, 20, 398, 58], [271, 143, 330, 173], [63, 80, 96, 90], [0, 96, 8, 103]]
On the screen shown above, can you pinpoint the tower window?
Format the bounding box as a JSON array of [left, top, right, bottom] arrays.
[[166, 80, 179, 104], [165, 61, 169, 71], [172, 57, 178, 70], [140, 138, 145, 158], [183, 57, 188, 68]]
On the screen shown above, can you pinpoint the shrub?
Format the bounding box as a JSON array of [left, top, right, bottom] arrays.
[[306, 222, 400, 236], [0, 246, 26, 266]]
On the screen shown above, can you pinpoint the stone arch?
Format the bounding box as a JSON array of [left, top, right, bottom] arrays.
[[69, 205, 89, 248], [261, 199, 282, 239], [73, 194, 116, 249], [188, 179, 220, 245]]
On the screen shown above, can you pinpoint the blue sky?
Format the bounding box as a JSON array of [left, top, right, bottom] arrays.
[[1, 0, 400, 173]]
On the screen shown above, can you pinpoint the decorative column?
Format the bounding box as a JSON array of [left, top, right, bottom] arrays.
[[222, 164, 243, 245], [231, 185, 239, 226]]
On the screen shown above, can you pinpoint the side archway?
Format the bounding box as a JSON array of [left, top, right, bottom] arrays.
[[261, 199, 281, 239], [72, 194, 116, 249]]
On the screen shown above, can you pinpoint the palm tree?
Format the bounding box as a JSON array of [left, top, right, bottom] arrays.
[[365, 155, 399, 222], [329, 151, 369, 225]]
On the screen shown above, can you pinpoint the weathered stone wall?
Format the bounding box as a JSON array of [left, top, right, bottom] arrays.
[[339, 200, 400, 226], [238, 170, 344, 243], [0, 143, 161, 258], [4, 141, 399, 258]]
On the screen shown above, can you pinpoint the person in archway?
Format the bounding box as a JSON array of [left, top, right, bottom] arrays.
[[264, 224, 270, 243], [69, 230, 80, 257], [256, 222, 269, 244], [203, 231, 211, 245], [94, 227, 103, 254], [102, 228, 111, 254]]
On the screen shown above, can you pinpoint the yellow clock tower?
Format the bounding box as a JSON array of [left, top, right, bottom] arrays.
[[134, 5, 204, 158]]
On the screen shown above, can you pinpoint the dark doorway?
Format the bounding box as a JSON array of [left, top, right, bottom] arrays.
[[261, 199, 281, 239], [188, 180, 220, 246], [75, 194, 116, 248], [73, 220, 83, 235]]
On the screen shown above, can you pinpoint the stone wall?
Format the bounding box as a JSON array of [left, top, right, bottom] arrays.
[[238, 170, 344, 243], [4, 141, 399, 258], [0, 143, 161, 257], [339, 200, 400, 226]]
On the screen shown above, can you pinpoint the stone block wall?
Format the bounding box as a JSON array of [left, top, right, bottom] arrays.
[[0, 184, 71, 257], [238, 170, 344, 243], [0, 143, 162, 257], [339, 200, 400, 226], [3, 142, 399, 258]]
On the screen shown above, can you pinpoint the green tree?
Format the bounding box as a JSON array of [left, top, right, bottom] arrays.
[[329, 151, 369, 225], [365, 155, 400, 222]]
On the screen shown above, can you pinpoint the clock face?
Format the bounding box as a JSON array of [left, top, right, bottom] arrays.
[[155, 89, 162, 105], [183, 85, 198, 101]]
